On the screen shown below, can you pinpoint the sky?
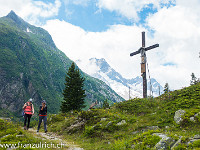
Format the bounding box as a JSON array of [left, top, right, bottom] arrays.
[[0, 0, 200, 90]]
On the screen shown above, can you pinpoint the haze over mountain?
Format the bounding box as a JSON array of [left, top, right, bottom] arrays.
[[76, 58, 164, 99], [0, 11, 124, 117]]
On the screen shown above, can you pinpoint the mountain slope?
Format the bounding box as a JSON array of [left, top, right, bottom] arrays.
[[76, 58, 163, 99], [0, 11, 124, 117]]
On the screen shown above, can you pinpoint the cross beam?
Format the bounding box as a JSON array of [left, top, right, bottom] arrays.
[[130, 32, 159, 98]]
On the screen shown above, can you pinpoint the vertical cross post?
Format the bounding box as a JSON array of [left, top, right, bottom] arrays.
[[142, 32, 145, 47], [130, 31, 159, 99], [141, 32, 147, 98]]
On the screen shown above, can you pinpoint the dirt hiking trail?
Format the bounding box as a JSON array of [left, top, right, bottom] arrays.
[[27, 128, 83, 150]]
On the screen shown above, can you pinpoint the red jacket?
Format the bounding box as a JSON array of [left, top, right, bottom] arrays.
[[24, 103, 33, 115]]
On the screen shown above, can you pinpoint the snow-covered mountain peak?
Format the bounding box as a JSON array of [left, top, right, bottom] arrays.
[[76, 58, 163, 100], [89, 58, 111, 73]]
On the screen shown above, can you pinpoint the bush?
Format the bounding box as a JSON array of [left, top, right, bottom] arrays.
[[102, 121, 119, 132], [48, 114, 65, 124], [181, 136, 189, 143], [84, 126, 95, 137], [180, 109, 200, 126], [143, 135, 161, 147], [131, 130, 161, 148], [1, 134, 17, 142], [193, 139, 200, 148], [84, 125, 102, 137], [174, 144, 187, 150], [78, 110, 100, 125], [112, 138, 131, 150]]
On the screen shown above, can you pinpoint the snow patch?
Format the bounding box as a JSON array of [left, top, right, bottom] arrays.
[[26, 28, 33, 33]]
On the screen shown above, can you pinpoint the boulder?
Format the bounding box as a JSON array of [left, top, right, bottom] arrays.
[[132, 131, 139, 135], [153, 133, 176, 150], [187, 135, 200, 145], [194, 112, 200, 117], [101, 118, 107, 121], [116, 120, 126, 126], [174, 109, 186, 124], [67, 121, 85, 133], [165, 126, 169, 129], [187, 139, 199, 145], [106, 121, 113, 128], [190, 117, 195, 122], [153, 133, 168, 139], [194, 135, 200, 139], [0, 117, 11, 122]]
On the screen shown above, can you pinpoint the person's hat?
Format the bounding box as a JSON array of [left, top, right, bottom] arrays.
[[42, 100, 46, 104], [29, 98, 33, 102]]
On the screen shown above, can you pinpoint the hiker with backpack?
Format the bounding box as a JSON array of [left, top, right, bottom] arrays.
[[23, 98, 34, 130], [37, 100, 47, 133]]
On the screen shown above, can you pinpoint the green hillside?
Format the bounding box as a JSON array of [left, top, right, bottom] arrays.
[[0, 11, 124, 118], [45, 83, 200, 149]]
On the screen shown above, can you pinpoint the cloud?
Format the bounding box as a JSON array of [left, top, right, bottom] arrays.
[[31, 0, 61, 18], [147, 7, 199, 39], [75, 59, 100, 76], [0, 0, 61, 25], [96, 0, 175, 21], [63, 0, 91, 7], [146, 0, 200, 89], [43, 19, 146, 79]]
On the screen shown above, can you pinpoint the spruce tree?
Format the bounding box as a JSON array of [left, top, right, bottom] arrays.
[[164, 83, 169, 93], [103, 99, 110, 109], [61, 62, 86, 113], [190, 73, 198, 85]]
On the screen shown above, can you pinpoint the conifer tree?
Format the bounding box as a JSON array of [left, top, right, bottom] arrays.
[[164, 83, 169, 93], [103, 99, 110, 109], [190, 73, 198, 85], [61, 62, 86, 113]]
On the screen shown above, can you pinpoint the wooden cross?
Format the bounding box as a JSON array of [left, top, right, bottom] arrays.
[[130, 32, 159, 98]]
